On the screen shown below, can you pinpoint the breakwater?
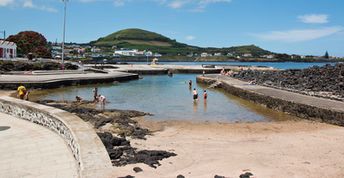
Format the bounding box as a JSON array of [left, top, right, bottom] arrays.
[[197, 75, 344, 126], [0, 71, 139, 90]]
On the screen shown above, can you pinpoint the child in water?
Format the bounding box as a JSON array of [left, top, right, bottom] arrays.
[[203, 90, 207, 100], [193, 88, 198, 101]]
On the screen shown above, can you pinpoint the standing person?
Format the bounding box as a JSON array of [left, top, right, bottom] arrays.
[[98, 94, 106, 109], [75, 96, 83, 102], [93, 87, 98, 102], [188, 80, 192, 88], [17, 84, 27, 100], [203, 90, 208, 100], [193, 88, 198, 101]]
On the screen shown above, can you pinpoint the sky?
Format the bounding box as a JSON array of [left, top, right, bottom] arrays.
[[1, 0, 344, 56]]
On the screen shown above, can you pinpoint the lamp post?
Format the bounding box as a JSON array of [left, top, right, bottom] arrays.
[[61, 0, 68, 70], [0, 30, 5, 40]]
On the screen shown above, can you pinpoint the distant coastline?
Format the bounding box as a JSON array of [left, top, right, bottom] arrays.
[[88, 55, 342, 63]]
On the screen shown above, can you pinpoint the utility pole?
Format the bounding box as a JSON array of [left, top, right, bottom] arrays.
[[61, 0, 68, 70]]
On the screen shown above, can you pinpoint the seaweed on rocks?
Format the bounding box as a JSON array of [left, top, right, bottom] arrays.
[[239, 172, 254, 178], [37, 100, 151, 139], [97, 132, 177, 168], [118, 176, 135, 178], [37, 100, 177, 168]]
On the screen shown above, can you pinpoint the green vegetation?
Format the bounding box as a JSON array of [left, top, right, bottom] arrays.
[[90, 28, 271, 57], [91, 28, 197, 55], [7, 31, 51, 58]]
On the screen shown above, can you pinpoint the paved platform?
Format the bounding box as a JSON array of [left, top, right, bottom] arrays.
[[0, 71, 139, 89], [208, 75, 344, 112], [0, 71, 137, 83], [0, 112, 78, 178]]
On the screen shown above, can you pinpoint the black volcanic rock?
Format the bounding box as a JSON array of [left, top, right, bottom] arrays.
[[233, 63, 344, 101]]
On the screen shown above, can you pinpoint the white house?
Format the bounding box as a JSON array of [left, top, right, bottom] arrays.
[[154, 53, 162, 57], [242, 53, 252, 57], [114, 48, 139, 56], [261, 54, 275, 59], [145, 51, 153, 57], [227, 53, 234, 57], [214, 53, 222, 56], [201, 53, 209, 57], [91, 47, 101, 53], [0, 40, 17, 59]]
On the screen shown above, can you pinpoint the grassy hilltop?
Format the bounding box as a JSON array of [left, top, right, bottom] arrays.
[[90, 28, 272, 58]]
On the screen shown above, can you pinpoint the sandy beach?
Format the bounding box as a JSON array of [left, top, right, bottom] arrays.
[[113, 119, 344, 178]]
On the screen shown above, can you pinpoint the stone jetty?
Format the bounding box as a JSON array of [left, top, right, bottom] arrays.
[[197, 74, 344, 126]]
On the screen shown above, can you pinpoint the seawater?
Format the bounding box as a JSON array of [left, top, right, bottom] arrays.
[[132, 61, 335, 69], [41, 74, 298, 122]]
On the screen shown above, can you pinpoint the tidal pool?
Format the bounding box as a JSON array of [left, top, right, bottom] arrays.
[[40, 74, 298, 122]]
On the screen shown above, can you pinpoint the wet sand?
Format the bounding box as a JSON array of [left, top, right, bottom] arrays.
[[113, 119, 344, 178]]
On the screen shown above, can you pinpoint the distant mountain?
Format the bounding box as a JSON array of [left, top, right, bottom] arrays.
[[91, 28, 272, 57]]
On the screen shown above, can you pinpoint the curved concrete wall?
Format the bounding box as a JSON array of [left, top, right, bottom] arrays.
[[0, 96, 112, 178]]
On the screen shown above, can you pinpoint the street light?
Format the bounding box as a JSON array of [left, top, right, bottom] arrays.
[[0, 30, 5, 40], [61, 0, 68, 70]]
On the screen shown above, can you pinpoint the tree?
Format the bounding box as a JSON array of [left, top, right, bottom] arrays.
[[6, 31, 51, 58], [324, 51, 329, 59]]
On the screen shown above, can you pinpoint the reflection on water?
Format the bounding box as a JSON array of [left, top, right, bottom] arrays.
[[38, 74, 299, 123]]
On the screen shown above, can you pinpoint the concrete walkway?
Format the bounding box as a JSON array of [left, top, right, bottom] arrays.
[[0, 71, 137, 83], [0, 112, 78, 178], [210, 75, 344, 112]]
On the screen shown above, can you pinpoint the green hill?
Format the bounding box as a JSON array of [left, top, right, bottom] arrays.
[[91, 28, 272, 57]]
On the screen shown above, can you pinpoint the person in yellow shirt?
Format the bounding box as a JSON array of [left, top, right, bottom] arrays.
[[17, 84, 27, 100]]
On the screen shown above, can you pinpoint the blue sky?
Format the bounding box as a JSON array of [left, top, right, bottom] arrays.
[[1, 0, 344, 56]]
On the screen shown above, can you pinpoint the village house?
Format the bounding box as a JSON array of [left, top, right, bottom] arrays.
[[214, 53, 222, 56], [0, 40, 17, 59], [227, 53, 234, 57], [114, 48, 155, 57], [242, 53, 252, 57], [201, 52, 212, 57], [261, 54, 275, 59]]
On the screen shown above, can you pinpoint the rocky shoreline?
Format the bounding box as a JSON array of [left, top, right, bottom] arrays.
[[233, 63, 344, 101], [0, 60, 78, 72], [37, 100, 176, 168]]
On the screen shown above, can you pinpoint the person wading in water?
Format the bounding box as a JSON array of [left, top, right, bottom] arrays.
[[193, 88, 198, 101], [203, 90, 208, 100], [93, 87, 98, 102]]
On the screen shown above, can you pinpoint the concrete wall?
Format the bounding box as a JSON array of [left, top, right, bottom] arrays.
[[0, 96, 112, 178], [0, 74, 138, 90], [197, 76, 344, 126]]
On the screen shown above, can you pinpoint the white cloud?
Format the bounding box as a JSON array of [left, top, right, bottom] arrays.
[[0, 0, 14, 6], [22, 0, 33, 7], [253, 26, 343, 42], [167, 0, 231, 10], [22, 0, 57, 12], [186, 35, 196, 41], [298, 14, 329, 24], [76, 0, 231, 10], [195, 0, 231, 11], [168, 0, 186, 9], [113, 0, 131, 7], [0, 0, 57, 12]]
